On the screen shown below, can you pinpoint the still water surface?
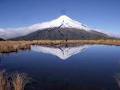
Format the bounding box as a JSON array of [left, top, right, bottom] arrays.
[[0, 45, 120, 90]]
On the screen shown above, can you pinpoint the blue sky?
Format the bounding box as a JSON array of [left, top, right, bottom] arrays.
[[0, 0, 120, 34]]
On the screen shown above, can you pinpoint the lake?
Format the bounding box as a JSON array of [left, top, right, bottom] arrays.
[[0, 45, 120, 90]]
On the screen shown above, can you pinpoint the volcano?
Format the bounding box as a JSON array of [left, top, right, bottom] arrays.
[[9, 15, 113, 40]]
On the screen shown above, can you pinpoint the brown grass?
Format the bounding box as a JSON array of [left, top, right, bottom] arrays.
[[12, 73, 29, 90], [0, 70, 29, 90], [0, 39, 120, 53], [0, 41, 31, 53], [0, 70, 8, 90]]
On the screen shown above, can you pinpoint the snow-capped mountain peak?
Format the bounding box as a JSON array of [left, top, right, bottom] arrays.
[[56, 15, 72, 21], [0, 15, 97, 39], [29, 15, 91, 31]]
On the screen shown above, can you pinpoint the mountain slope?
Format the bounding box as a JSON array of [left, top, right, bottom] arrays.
[[0, 15, 91, 39], [7, 15, 114, 40], [12, 27, 112, 40], [12, 15, 113, 40]]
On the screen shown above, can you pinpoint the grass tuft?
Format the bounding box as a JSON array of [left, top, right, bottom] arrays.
[[0, 70, 29, 90], [12, 72, 29, 90]]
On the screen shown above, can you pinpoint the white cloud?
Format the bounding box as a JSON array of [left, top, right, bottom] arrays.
[[0, 15, 119, 39], [0, 15, 91, 39]]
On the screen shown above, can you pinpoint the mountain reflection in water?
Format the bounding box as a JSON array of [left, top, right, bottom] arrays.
[[1, 45, 120, 90], [31, 45, 90, 60]]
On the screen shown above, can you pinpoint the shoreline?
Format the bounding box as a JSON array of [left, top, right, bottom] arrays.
[[0, 40, 120, 53]]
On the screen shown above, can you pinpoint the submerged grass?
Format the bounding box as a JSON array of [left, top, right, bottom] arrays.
[[0, 40, 120, 53], [114, 73, 120, 89]]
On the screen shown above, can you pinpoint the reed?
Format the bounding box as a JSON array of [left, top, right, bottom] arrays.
[[12, 72, 29, 90], [0, 70, 29, 90], [0, 70, 7, 90], [0, 70, 9, 90], [0, 41, 31, 53], [0, 40, 120, 53]]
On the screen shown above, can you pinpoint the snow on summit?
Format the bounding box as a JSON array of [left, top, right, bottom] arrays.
[[0, 15, 91, 39], [28, 15, 91, 31], [44, 15, 90, 30]]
